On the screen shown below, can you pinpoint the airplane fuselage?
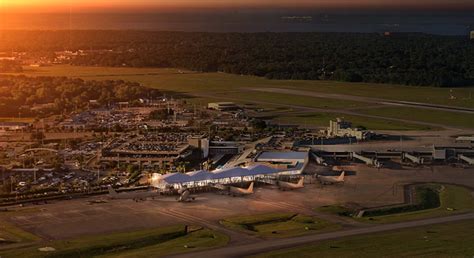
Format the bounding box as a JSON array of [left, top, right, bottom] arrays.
[[278, 177, 304, 190]]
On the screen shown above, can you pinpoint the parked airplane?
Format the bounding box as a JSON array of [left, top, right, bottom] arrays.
[[87, 199, 108, 205], [277, 177, 304, 190], [177, 188, 198, 202], [108, 186, 161, 201], [317, 171, 345, 185], [229, 182, 254, 196], [211, 182, 255, 196]]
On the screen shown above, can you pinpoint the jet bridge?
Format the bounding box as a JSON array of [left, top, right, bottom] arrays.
[[458, 155, 474, 165], [351, 152, 382, 168], [311, 152, 327, 166], [403, 152, 424, 165]]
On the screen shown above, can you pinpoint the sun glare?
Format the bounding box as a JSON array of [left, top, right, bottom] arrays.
[[0, 0, 473, 13]]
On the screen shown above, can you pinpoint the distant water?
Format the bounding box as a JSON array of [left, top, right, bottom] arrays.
[[1, 11, 473, 35]]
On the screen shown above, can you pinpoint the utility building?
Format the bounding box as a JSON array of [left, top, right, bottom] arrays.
[[0, 122, 30, 132], [326, 118, 371, 140], [254, 151, 309, 174]]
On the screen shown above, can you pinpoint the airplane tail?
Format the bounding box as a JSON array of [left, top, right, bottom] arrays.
[[337, 171, 345, 181], [178, 190, 190, 202], [247, 182, 254, 193], [297, 177, 304, 187], [108, 186, 117, 196]]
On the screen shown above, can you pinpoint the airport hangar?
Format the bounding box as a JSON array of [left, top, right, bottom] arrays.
[[152, 151, 309, 190]]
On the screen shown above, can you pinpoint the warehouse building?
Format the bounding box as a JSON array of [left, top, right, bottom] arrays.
[[208, 102, 239, 111]]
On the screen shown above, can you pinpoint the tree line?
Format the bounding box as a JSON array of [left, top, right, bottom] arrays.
[[0, 60, 23, 73], [0, 75, 160, 117], [1, 31, 473, 87]]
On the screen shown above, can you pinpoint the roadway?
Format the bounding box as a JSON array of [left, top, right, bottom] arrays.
[[170, 213, 474, 258], [224, 136, 273, 168]]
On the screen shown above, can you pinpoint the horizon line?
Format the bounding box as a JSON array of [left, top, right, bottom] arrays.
[[1, 4, 474, 14]]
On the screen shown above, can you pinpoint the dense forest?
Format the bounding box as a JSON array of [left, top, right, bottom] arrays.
[[1, 31, 474, 86], [0, 75, 160, 117]]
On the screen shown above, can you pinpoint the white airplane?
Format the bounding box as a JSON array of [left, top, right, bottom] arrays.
[[277, 177, 304, 191], [177, 189, 198, 202], [108, 186, 161, 201], [317, 171, 345, 185], [87, 199, 108, 205], [229, 182, 254, 196]]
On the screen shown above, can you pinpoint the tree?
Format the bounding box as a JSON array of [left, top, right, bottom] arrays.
[[31, 131, 45, 142], [149, 109, 174, 120], [251, 119, 267, 131]]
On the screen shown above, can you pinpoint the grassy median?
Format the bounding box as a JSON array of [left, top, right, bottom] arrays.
[[361, 184, 474, 223], [252, 219, 474, 258], [220, 213, 339, 238], [317, 184, 474, 224], [1, 225, 228, 258]]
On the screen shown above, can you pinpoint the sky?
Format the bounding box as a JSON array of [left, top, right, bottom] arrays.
[[0, 0, 472, 33], [1, 0, 473, 13]]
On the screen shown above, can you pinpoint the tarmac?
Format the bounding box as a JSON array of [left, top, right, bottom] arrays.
[[5, 164, 474, 241]]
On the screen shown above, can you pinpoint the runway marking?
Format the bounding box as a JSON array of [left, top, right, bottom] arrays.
[[253, 196, 308, 211], [9, 217, 35, 225], [160, 209, 213, 226]]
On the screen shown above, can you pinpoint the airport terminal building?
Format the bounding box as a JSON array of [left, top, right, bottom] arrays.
[[152, 151, 309, 189]]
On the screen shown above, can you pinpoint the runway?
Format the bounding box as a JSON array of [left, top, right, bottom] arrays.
[[190, 91, 473, 131], [252, 88, 474, 115]]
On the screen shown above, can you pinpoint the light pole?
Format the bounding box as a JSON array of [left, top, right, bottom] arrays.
[[33, 166, 37, 183], [10, 176, 14, 193]]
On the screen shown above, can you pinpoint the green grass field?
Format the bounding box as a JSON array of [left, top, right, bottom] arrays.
[[10, 65, 474, 130], [362, 184, 474, 224], [0, 225, 228, 258], [271, 112, 434, 130], [17, 65, 474, 109], [253, 219, 474, 258], [220, 213, 339, 238], [318, 184, 474, 224], [0, 208, 43, 245], [358, 107, 474, 129], [184, 96, 428, 130], [0, 221, 40, 245], [0, 117, 36, 123], [211, 91, 372, 109], [315, 205, 355, 217]]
